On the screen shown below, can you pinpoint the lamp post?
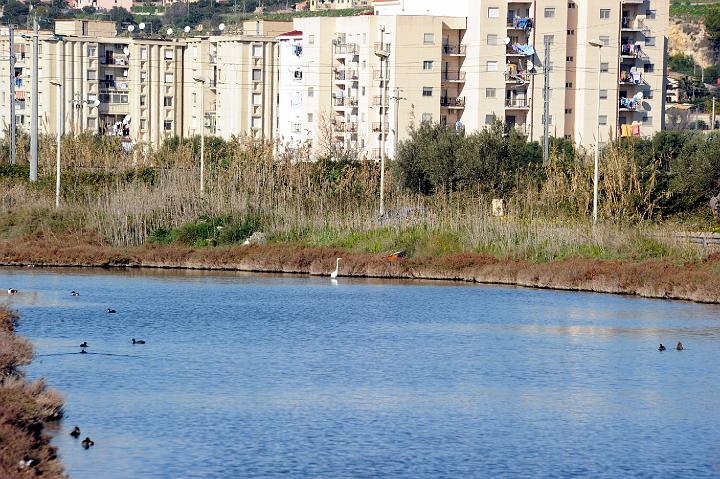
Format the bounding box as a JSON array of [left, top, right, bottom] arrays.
[[50, 80, 63, 208], [193, 77, 206, 193], [589, 41, 603, 225]]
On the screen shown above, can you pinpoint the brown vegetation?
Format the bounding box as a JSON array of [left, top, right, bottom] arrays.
[[0, 306, 66, 479], [2, 235, 719, 303]]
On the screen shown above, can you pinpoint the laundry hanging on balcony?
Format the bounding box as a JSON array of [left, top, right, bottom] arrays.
[[511, 17, 533, 32], [511, 44, 535, 56]]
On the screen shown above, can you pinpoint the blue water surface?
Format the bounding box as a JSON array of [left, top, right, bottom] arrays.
[[2, 267, 720, 478]]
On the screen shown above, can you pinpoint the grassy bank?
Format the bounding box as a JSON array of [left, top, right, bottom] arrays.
[[0, 305, 65, 478]]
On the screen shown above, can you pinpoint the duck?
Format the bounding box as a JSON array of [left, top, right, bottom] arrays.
[[70, 426, 81, 438], [18, 456, 38, 468], [658, 343, 666, 351], [7, 288, 18, 294], [80, 349, 87, 354], [81, 437, 94, 449], [107, 308, 116, 314], [80, 342, 88, 348], [676, 341, 684, 351], [71, 291, 80, 296], [132, 338, 146, 345]]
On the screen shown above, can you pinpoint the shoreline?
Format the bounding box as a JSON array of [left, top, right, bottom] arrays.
[[0, 306, 66, 478], [2, 237, 719, 303]]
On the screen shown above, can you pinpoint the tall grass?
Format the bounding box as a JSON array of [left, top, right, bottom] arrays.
[[0, 134, 706, 263]]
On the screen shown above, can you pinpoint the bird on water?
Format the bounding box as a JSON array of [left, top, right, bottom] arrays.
[[7, 289, 18, 294], [71, 291, 80, 296], [80, 342, 88, 348], [330, 258, 342, 279], [658, 343, 666, 351], [70, 426, 81, 438], [132, 338, 146, 344], [81, 437, 94, 449], [80, 349, 87, 354], [676, 342, 684, 351], [107, 308, 116, 313]]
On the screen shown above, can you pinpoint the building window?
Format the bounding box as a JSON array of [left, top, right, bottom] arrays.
[[423, 33, 434, 44], [308, 34, 315, 45], [293, 69, 302, 80], [308, 87, 314, 97], [565, 82, 573, 88], [140, 71, 147, 82], [600, 9, 610, 19], [487, 34, 498, 45], [544, 7, 555, 18], [486, 88, 496, 98], [645, 37, 656, 47], [253, 93, 262, 105], [164, 96, 173, 107], [565, 108, 572, 114], [486, 61, 498, 72], [164, 120, 173, 131], [568, 2, 575, 8], [599, 36, 610, 46], [599, 89, 608, 99], [643, 115, 653, 125], [421, 113, 432, 123], [140, 47, 147, 60], [423, 60, 433, 70], [252, 69, 262, 81], [487, 7, 499, 18], [567, 29, 575, 35], [646, 9, 656, 19], [644, 64, 654, 73], [87, 117, 97, 129], [307, 113, 313, 122], [566, 56, 574, 62], [140, 119, 146, 130], [422, 87, 433, 97], [164, 73, 173, 84], [599, 115, 607, 125], [600, 62, 609, 73], [87, 70, 97, 80], [88, 46, 96, 56], [485, 114, 495, 125], [361, 86, 366, 96], [164, 49, 173, 60], [252, 44, 263, 57], [542, 115, 553, 125], [140, 95, 146, 106], [544, 35, 554, 45]]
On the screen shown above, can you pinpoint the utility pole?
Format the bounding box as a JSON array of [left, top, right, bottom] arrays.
[[589, 41, 603, 226], [374, 26, 390, 217], [542, 35, 550, 165], [389, 87, 405, 159], [30, 18, 38, 181], [713, 96, 716, 130], [9, 24, 16, 165]]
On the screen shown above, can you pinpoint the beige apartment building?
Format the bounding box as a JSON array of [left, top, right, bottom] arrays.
[[276, 14, 467, 160], [1, 19, 286, 148], [376, 0, 669, 147], [309, 0, 371, 11]]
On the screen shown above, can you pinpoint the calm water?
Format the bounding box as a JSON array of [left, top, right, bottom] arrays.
[[2, 267, 720, 478]]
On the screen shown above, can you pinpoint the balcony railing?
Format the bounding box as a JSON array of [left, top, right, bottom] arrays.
[[373, 68, 389, 80], [442, 70, 466, 82], [335, 69, 358, 81], [334, 43, 357, 55], [372, 122, 389, 132], [371, 148, 381, 160], [505, 98, 530, 108], [334, 122, 358, 133], [372, 95, 388, 107], [442, 44, 466, 55], [621, 18, 647, 31], [101, 54, 129, 66], [506, 16, 533, 31], [619, 71, 644, 84], [374, 42, 391, 56], [505, 71, 530, 83], [440, 96, 466, 108]]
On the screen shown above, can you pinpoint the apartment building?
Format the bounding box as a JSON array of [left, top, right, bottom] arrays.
[[1, 20, 286, 147], [309, 0, 371, 11], [277, 14, 467, 160], [375, 0, 669, 146]]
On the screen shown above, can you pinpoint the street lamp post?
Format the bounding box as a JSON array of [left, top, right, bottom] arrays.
[[193, 77, 206, 193], [50, 80, 63, 208], [589, 41, 603, 225]]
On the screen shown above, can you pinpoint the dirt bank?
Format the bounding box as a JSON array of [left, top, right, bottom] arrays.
[[2, 235, 720, 303], [0, 305, 65, 478]]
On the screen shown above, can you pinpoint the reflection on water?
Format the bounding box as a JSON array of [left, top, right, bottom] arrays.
[[2, 267, 720, 479]]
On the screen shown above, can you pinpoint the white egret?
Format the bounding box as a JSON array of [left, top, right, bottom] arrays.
[[330, 258, 342, 279]]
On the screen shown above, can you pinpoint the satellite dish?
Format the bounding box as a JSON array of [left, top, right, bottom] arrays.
[[184, 26, 191, 34], [504, 37, 511, 45], [92, 99, 100, 107], [127, 25, 135, 33], [123, 47, 129, 55], [196, 24, 204, 32], [166, 28, 173, 35], [139, 23, 146, 31], [218, 23, 225, 31], [633, 92, 644, 102]]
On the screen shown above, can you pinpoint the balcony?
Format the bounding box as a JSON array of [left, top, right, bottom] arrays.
[[371, 148, 382, 160], [619, 98, 643, 112], [506, 17, 533, 32], [505, 71, 531, 83], [334, 43, 357, 55], [619, 71, 645, 85], [505, 98, 530, 109], [621, 18, 648, 32], [335, 69, 358, 81], [441, 96, 466, 109], [334, 122, 358, 133], [442, 44, 466, 56], [373, 68, 389, 82], [372, 95, 388, 107], [372, 122, 389, 133], [442, 70, 466, 82], [101, 54, 129, 67]]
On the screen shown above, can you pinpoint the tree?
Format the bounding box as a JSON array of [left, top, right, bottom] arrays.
[[706, 5, 720, 45], [109, 7, 133, 28]]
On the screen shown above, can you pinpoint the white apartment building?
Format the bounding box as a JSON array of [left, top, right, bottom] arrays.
[[375, 0, 669, 146], [277, 14, 467, 160], [309, 0, 372, 11]]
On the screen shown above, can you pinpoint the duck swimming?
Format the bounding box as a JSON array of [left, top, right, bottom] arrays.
[[658, 343, 666, 351], [107, 308, 116, 313], [676, 341, 684, 351], [81, 437, 94, 449], [80, 349, 87, 354], [71, 291, 80, 296], [7, 288, 18, 294], [70, 426, 81, 438], [80, 342, 88, 348], [132, 338, 146, 344]]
